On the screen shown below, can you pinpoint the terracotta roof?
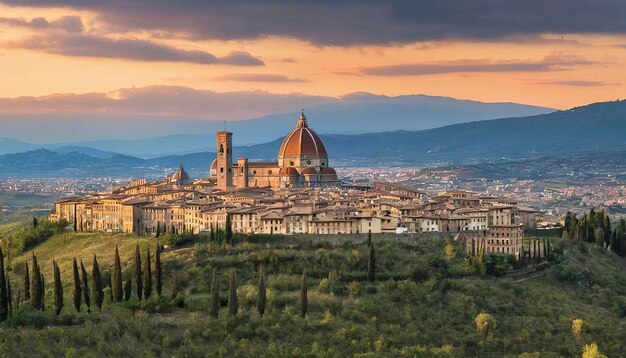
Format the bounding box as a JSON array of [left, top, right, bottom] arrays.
[[301, 167, 318, 175], [279, 167, 300, 176], [278, 111, 327, 158]]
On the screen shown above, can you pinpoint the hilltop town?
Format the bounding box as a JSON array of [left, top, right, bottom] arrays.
[[50, 113, 548, 261]]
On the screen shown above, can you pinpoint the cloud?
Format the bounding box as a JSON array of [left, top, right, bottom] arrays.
[[0, 86, 332, 119], [1, 1, 626, 45], [359, 53, 600, 76], [213, 73, 308, 83], [6, 33, 264, 65], [533, 80, 620, 87], [0, 15, 83, 32]]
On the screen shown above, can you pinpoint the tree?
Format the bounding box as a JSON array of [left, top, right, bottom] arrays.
[[155, 244, 162, 297], [225, 214, 233, 246], [144, 245, 152, 300], [210, 224, 215, 243], [40, 273, 45, 311], [475, 312, 496, 340], [53, 260, 63, 315], [367, 242, 376, 282], [72, 258, 81, 312], [156, 222, 161, 238], [112, 244, 123, 302], [92, 254, 104, 312], [170, 273, 178, 301], [228, 268, 238, 316], [23, 261, 30, 302], [6, 275, 12, 318], [31, 254, 43, 310], [582, 342, 608, 358], [124, 278, 132, 301], [367, 230, 372, 247], [0, 249, 7, 322], [572, 318, 584, 340], [80, 260, 90, 313], [300, 270, 308, 318], [33, 217, 38, 229], [257, 267, 266, 316], [210, 267, 219, 318], [134, 244, 143, 300]]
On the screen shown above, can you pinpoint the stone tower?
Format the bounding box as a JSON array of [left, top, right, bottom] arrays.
[[216, 131, 233, 190]]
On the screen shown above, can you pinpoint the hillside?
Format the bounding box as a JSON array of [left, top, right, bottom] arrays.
[[0, 227, 623, 356]]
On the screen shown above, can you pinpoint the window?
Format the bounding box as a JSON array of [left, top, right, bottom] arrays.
[[220, 167, 224, 173]]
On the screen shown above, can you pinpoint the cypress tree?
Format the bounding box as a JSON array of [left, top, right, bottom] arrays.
[[124, 278, 132, 301], [134, 244, 143, 300], [170, 273, 178, 301], [0, 249, 7, 322], [257, 267, 266, 316], [156, 222, 161, 238], [144, 245, 152, 300], [72, 258, 81, 312], [228, 268, 238, 316], [6, 275, 12, 318], [23, 261, 30, 302], [210, 267, 219, 318], [367, 242, 376, 282], [225, 214, 233, 246], [53, 260, 63, 315], [112, 244, 123, 302], [155, 244, 162, 297], [40, 273, 45, 311], [33, 217, 38, 228], [31, 254, 43, 310], [367, 230, 372, 247], [80, 260, 90, 313], [300, 270, 308, 318], [92, 254, 104, 312], [210, 224, 215, 243]]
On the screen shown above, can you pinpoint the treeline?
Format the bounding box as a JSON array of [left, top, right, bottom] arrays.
[[0, 218, 67, 262], [0, 243, 168, 321], [563, 209, 626, 256]]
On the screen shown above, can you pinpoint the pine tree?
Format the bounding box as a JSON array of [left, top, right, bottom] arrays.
[[80, 260, 90, 313], [210, 267, 219, 318], [53, 260, 63, 315], [124, 278, 132, 301], [31, 254, 43, 310], [144, 245, 152, 300], [170, 273, 178, 301], [0, 249, 7, 322], [134, 244, 143, 300], [300, 270, 308, 318], [367, 242, 376, 282], [92, 254, 104, 312], [228, 268, 238, 316], [257, 267, 266, 316], [155, 244, 162, 297], [112, 244, 123, 302], [72, 258, 81, 312], [23, 261, 30, 302]]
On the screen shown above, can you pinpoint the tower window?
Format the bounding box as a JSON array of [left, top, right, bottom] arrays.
[[220, 167, 224, 173]]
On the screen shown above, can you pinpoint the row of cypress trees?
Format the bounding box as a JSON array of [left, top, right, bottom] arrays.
[[208, 267, 309, 318], [14, 242, 167, 315]]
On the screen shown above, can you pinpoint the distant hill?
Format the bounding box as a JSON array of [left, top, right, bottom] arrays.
[[240, 99, 626, 165], [0, 93, 552, 156]]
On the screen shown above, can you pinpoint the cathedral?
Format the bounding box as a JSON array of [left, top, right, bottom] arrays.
[[210, 111, 339, 189]]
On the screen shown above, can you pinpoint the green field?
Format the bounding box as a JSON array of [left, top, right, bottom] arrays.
[[0, 224, 624, 357]]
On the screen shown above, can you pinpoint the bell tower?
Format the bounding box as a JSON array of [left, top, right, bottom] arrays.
[[216, 131, 233, 190]]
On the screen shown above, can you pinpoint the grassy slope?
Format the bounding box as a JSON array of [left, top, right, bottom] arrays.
[[0, 228, 624, 357]]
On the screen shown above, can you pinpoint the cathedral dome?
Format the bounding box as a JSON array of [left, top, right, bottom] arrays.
[[279, 167, 300, 176], [172, 164, 191, 184], [278, 111, 327, 161], [210, 159, 217, 177]]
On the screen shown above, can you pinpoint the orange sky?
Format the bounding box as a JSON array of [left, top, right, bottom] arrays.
[[1, 4, 625, 110]]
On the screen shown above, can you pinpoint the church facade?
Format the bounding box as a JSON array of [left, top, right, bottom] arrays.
[[210, 111, 339, 189]]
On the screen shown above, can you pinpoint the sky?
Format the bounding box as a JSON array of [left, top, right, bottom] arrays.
[[0, 1, 625, 125]]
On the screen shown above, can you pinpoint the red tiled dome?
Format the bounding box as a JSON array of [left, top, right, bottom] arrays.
[[279, 167, 300, 175], [278, 111, 327, 158], [319, 167, 337, 175], [301, 167, 318, 175]]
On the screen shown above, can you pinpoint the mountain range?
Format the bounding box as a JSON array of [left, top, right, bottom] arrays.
[[0, 99, 624, 178], [0, 92, 552, 156]]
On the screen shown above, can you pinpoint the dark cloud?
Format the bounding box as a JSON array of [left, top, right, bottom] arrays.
[[1, 1, 626, 45], [360, 54, 600, 76], [533, 80, 620, 87], [0, 15, 83, 32], [213, 73, 308, 82], [6, 33, 264, 65]]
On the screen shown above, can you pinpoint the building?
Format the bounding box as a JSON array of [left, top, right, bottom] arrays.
[[210, 111, 340, 190]]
